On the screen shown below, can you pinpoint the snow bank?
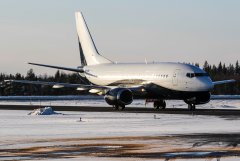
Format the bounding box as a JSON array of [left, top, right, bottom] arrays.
[[28, 107, 62, 115]]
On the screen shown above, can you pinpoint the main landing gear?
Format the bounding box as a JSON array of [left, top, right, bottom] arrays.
[[188, 103, 196, 110], [153, 100, 166, 110], [113, 104, 125, 111], [145, 99, 166, 110]]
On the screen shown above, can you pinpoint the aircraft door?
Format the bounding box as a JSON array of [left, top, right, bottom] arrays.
[[172, 69, 180, 86]]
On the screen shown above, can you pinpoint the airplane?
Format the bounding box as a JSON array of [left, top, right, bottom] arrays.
[[6, 12, 236, 110]]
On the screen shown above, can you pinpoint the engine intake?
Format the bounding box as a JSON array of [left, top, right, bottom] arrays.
[[104, 88, 133, 106]]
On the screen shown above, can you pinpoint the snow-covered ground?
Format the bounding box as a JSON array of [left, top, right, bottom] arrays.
[[1, 99, 240, 160], [1, 109, 240, 141]]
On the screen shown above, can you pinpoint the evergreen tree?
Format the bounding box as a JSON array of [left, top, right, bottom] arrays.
[[54, 70, 61, 82], [218, 62, 223, 73], [203, 61, 210, 73], [222, 63, 227, 75], [25, 69, 36, 80], [236, 60, 240, 75], [15, 73, 23, 80], [228, 64, 235, 76], [194, 63, 199, 67]]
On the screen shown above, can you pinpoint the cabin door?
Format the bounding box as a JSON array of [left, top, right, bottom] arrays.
[[172, 69, 180, 86]]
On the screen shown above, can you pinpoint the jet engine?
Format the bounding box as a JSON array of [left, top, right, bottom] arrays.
[[104, 88, 133, 106]]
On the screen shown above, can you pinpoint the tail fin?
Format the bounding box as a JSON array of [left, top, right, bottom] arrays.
[[75, 12, 112, 66]]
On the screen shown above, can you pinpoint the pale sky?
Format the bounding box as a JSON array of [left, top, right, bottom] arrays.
[[0, 0, 239, 75]]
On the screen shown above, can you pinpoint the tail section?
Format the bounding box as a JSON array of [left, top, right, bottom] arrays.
[[75, 12, 112, 66]]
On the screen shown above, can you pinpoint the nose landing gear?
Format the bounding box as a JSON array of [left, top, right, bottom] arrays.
[[184, 97, 197, 111], [188, 104, 196, 110]]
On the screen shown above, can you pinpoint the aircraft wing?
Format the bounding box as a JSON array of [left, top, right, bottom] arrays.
[[28, 62, 84, 73], [213, 79, 236, 85], [4, 79, 146, 95], [211, 95, 240, 100], [4, 80, 107, 90]]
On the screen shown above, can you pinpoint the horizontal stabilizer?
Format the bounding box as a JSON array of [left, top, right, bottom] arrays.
[[28, 62, 84, 73]]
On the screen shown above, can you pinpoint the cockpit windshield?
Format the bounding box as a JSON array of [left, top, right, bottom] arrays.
[[186, 72, 209, 78]]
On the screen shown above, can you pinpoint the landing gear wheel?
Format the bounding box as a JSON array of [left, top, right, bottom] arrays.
[[113, 105, 119, 110], [188, 104, 196, 111], [153, 100, 166, 110], [153, 101, 159, 109], [118, 105, 125, 111], [159, 101, 166, 110], [113, 104, 125, 111]]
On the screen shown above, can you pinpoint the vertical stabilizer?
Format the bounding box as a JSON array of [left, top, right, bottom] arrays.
[[75, 12, 112, 66]]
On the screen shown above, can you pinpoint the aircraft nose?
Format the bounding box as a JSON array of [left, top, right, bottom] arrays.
[[200, 78, 214, 91], [198, 78, 213, 91], [206, 80, 214, 90]]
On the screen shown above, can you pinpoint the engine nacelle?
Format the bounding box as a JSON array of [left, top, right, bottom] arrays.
[[104, 88, 133, 106], [184, 92, 211, 105]]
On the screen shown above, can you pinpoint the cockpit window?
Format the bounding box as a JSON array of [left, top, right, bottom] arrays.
[[186, 72, 209, 78], [195, 73, 209, 77]]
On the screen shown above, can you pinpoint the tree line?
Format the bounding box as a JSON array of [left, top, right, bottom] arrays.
[[0, 69, 87, 96], [202, 60, 240, 94], [0, 60, 239, 96]]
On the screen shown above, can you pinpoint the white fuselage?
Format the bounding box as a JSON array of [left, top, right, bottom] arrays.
[[84, 62, 213, 92]]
